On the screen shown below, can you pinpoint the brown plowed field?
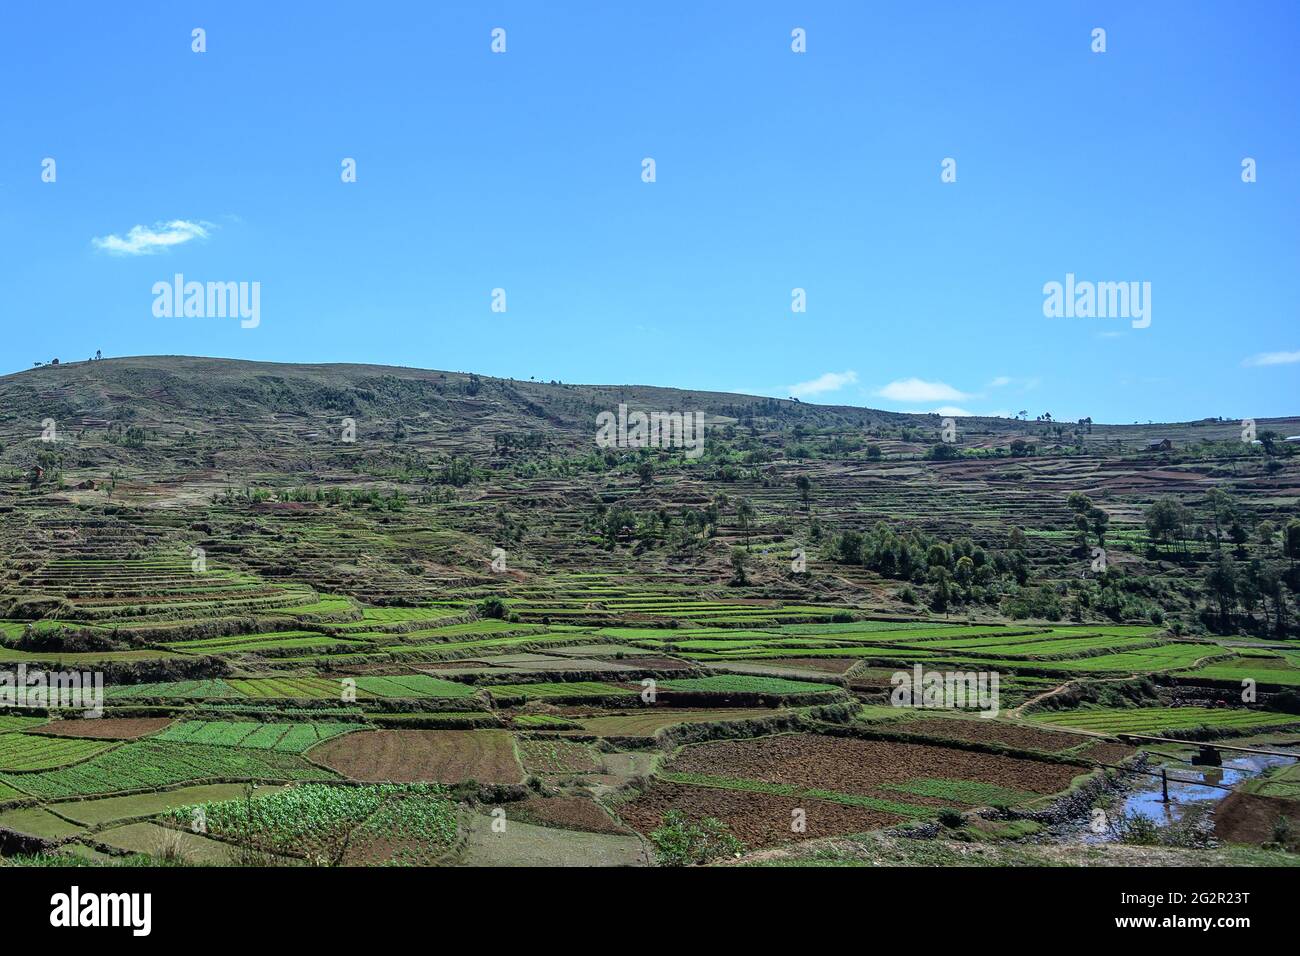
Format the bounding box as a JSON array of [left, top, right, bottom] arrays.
[[618, 782, 904, 849], [1214, 791, 1300, 851], [310, 730, 523, 784], [902, 718, 1091, 753], [1076, 740, 1139, 764], [35, 717, 173, 739], [512, 796, 630, 834], [518, 739, 600, 774], [668, 733, 1084, 795]]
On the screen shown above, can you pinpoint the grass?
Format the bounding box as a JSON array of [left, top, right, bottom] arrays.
[[154, 720, 361, 753], [106, 679, 242, 700], [52, 783, 287, 826], [1179, 656, 1300, 687], [486, 681, 630, 699], [659, 675, 839, 695], [1030, 706, 1300, 735], [160, 782, 458, 864], [0, 741, 333, 799], [878, 777, 1035, 807], [0, 732, 113, 771], [658, 772, 935, 818]]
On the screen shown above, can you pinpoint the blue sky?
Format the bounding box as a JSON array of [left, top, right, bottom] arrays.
[[1, 1, 1296, 423]]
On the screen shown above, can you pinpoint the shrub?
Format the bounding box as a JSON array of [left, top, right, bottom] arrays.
[[477, 597, 507, 619], [650, 810, 744, 866]]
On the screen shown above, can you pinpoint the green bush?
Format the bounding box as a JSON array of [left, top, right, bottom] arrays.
[[650, 810, 744, 866]]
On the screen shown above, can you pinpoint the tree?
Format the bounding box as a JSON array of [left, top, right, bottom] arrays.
[[636, 460, 654, 488], [1205, 554, 1238, 630], [736, 498, 756, 550], [954, 555, 975, 590], [477, 597, 507, 620], [928, 566, 953, 613], [795, 474, 812, 511], [926, 542, 950, 570], [1229, 519, 1249, 557], [1145, 498, 1191, 555], [1206, 488, 1234, 547], [1286, 520, 1300, 575], [729, 546, 749, 585], [1090, 507, 1110, 548], [1074, 514, 1091, 552]]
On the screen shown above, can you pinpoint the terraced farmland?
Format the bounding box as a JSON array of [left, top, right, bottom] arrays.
[[0, 355, 1297, 870], [1029, 707, 1300, 735]]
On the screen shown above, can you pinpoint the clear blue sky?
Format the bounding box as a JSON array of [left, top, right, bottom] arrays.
[[1, 1, 1296, 423]]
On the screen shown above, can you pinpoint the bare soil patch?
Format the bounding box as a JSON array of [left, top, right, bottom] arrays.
[[512, 796, 629, 834], [36, 717, 173, 740], [903, 718, 1091, 753], [1214, 791, 1300, 850], [310, 730, 523, 784], [618, 782, 904, 849], [668, 733, 1083, 796]]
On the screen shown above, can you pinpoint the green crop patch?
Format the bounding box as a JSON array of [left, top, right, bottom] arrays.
[[226, 677, 351, 700], [486, 681, 629, 699], [1030, 707, 1300, 735], [155, 720, 361, 753], [659, 772, 935, 818], [353, 675, 477, 699], [0, 733, 112, 772], [879, 777, 1034, 807], [106, 679, 242, 700], [659, 675, 839, 695], [0, 741, 333, 799], [160, 783, 458, 865]]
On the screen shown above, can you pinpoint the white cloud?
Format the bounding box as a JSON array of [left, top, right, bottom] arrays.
[[788, 370, 858, 398], [987, 376, 1012, 388], [1242, 350, 1300, 367], [92, 219, 211, 256], [875, 377, 971, 403], [931, 406, 975, 417]]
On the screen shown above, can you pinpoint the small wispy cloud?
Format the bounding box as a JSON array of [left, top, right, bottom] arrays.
[[92, 219, 212, 256], [987, 376, 1012, 388], [931, 405, 975, 417], [876, 378, 971, 403], [1242, 350, 1300, 367], [788, 370, 858, 398]]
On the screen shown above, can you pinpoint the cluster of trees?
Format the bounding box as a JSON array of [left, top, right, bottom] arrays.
[[219, 485, 410, 511], [829, 521, 1031, 612], [586, 494, 758, 554], [1144, 490, 1299, 635], [104, 424, 149, 449], [1067, 492, 1110, 549]]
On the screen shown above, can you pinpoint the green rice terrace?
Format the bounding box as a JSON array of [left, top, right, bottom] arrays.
[[0, 356, 1298, 867]]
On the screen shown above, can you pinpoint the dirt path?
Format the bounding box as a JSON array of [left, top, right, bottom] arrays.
[[1008, 675, 1136, 722]]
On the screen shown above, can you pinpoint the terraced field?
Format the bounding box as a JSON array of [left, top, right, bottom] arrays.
[[0, 356, 1297, 870], [1030, 707, 1300, 735]]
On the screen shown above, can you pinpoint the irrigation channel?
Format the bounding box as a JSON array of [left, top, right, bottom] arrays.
[[1074, 740, 1300, 844]]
